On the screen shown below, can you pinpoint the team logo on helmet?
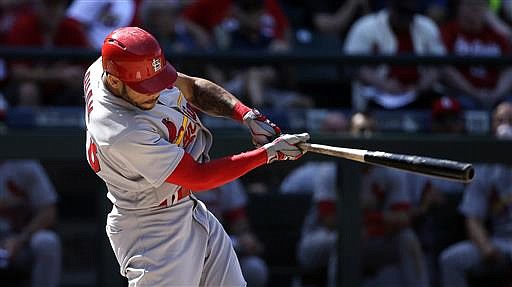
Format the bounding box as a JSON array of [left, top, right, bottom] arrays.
[[152, 58, 162, 72]]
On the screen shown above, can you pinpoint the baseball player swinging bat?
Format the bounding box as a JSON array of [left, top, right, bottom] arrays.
[[298, 143, 474, 183]]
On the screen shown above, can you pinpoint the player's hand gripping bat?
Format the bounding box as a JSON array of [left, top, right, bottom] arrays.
[[298, 143, 474, 183]]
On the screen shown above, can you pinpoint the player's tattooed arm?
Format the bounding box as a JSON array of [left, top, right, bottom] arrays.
[[175, 72, 239, 118]]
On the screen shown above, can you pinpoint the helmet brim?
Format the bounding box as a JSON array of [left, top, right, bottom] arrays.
[[125, 61, 177, 94]]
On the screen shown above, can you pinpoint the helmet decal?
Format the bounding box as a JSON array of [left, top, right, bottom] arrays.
[[152, 58, 162, 72]]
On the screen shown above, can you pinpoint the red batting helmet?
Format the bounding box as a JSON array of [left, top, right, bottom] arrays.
[[101, 27, 177, 94]]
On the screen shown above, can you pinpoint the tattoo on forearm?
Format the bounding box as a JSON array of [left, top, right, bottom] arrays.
[[192, 80, 237, 117]]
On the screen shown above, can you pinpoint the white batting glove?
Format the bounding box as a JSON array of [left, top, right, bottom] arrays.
[[243, 109, 282, 146], [263, 133, 310, 163]]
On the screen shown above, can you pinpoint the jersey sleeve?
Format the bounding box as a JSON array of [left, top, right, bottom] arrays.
[[110, 128, 184, 188]]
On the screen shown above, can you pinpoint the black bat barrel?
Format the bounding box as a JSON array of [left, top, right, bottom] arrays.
[[364, 151, 475, 183]]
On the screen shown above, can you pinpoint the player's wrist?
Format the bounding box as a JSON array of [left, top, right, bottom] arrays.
[[232, 102, 252, 122]]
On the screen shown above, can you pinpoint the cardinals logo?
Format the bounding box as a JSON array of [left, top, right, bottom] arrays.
[[152, 58, 162, 72], [162, 118, 177, 142]]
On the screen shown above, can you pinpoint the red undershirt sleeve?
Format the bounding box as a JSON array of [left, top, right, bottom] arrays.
[[166, 147, 267, 191]]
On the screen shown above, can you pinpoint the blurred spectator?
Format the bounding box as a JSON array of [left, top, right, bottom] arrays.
[[344, 0, 445, 111], [139, 0, 207, 52], [303, 0, 370, 39], [439, 102, 512, 287], [281, 163, 429, 287], [494, 100, 512, 138], [281, 113, 429, 287], [0, 0, 32, 39], [182, 0, 290, 51], [419, 0, 450, 25], [350, 111, 375, 137], [0, 160, 61, 287], [4, 0, 90, 106], [357, 163, 429, 287], [441, 0, 512, 109], [195, 179, 269, 287], [280, 161, 337, 286], [405, 173, 466, 287], [182, 0, 313, 109], [430, 96, 465, 133], [485, 0, 512, 41], [66, 0, 140, 50], [320, 111, 349, 133], [0, 1, 33, 89]]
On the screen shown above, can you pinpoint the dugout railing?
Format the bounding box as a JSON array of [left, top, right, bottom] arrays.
[[2, 46, 512, 66]]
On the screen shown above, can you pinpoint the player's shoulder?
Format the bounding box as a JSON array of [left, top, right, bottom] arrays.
[[85, 60, 142, 145], [350, 10, 382, 31], [158, 86, 182, 106], [413, 14, 440, 34], [88, 105, 142, 147]]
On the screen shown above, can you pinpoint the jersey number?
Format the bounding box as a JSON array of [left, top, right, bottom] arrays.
[[87, 137, 101, 173]]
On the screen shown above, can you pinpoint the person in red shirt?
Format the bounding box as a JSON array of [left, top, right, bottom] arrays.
[[182, 0, 289, 50], [182, 0, 295, 108], [344, 0, 445, 110], [4, 0, 90, 106], [442, 0, 512, 109]]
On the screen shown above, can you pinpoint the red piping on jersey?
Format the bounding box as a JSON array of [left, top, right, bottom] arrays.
[[166, 148, 267, 190], [232, 102, 251, 122]]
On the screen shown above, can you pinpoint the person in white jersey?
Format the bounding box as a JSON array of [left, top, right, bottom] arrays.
[[0, 160, 61, 287], [83, 26, 309, 286]]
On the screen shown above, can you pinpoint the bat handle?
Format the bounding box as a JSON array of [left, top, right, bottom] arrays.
[[364, 151, 475, 183]]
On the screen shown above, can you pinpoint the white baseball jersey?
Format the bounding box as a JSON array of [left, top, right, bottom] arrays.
[[280, 161, 337, 201], [360, 166, 410, 211], [85, 58, 245, 286], [0, 160, 57, 234], [84, 58, 213, 210], [405, 173, 466, 206], [459, 164, 512, 238], [280, 161, 338, 234]]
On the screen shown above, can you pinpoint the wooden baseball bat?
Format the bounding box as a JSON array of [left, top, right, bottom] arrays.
[[298, 143, 474, 183]]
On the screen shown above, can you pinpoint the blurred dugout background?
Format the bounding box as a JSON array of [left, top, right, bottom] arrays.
[[1, 0, 512, 287]]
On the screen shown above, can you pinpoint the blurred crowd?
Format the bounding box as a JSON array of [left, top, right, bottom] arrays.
[[1, 1, 512, 287], [0, 0, 510, 134], [277, 101, 512, 287]]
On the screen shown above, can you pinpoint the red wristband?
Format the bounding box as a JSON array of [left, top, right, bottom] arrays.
[[232, 102, 251, 122]]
